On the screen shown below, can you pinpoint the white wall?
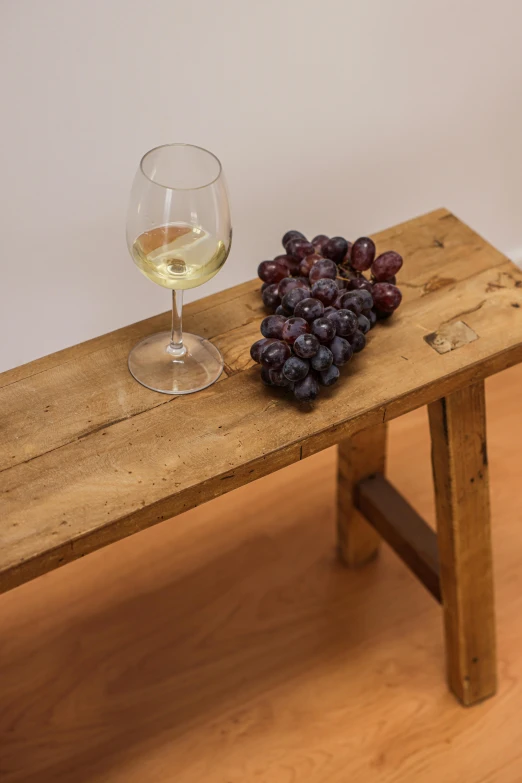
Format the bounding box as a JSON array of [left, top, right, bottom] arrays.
[[2, 0, 522, 373]]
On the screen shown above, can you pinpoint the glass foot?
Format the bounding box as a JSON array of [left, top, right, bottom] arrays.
[[128, 331, 224, 395]]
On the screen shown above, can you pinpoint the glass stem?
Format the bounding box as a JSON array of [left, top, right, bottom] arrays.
[[167, 289, 186, 357]]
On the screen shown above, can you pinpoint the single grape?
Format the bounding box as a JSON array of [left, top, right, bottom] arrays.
[[323, 237, 348, 264], [281, 316, 310, 344], [318, 364, 340, 387], [357, 314, 371, 334], [274, 253, 301, 277], [294, 373, 319, 402], [351, 288, 373, 310], [275, 305, 286, 315], [311, 234, 330, 255], [330, 336, 353, 366], [283, 355, 310, 382], [281, 287, 310, 314], [311, 344, 333, 371], [294, 332, 320, 359], [371, 251, 403, 282], [261, 282, 269, 293], [327, 308, 358, 337], [351, 237, 376, 271], [260, 314, 287, 339], [323, 306, 337, 317], [278, 276, 309, 298], [311, 278, 338, 306], [375, 309, 392, 320], [372, 282, 402, 313], [261, 366, 274, 386], [262, 283, 280, 310], [250, 337, 276, 363], [260, 339, 291, 369], [311, 316, 336, 344], [299, 253, 322, 276], [367, 309, 377, 328], [309, 258, 337, 283], [349, 330, 366, 353], [282, 230, 306, 249], [338, 292, 363, 315], [286, 238, 315, 260], [258, 258, 290, 284], [347, 276, 374, 294], [294, 297, 325, 322], [323, 236, 349, 264], [269, 367, 292, 387]]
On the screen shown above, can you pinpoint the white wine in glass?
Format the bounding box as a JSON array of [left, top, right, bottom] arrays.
[[126, 144, 232, 394]]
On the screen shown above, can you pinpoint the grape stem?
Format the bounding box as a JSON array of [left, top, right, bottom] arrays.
[[167, 289, 187, 357]]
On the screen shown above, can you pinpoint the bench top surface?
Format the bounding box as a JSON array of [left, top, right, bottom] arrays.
[[1, 208, 522, 593]]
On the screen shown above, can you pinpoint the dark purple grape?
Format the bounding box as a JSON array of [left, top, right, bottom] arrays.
[[278, 276, 309, 298], [318, 364, 340, 387], [294, 373, 319, 402], [275, 305, 286, 315], [282, 230, 306, 249], [372, 274, 396, 285], [309, 259, 337, 283], [311, 316, 336, 344], [260, 339, 291, 370], [349, 330, 366, 353], [347, 276, 374, 294], [274, 253, 301, 277], [367, 309, 377, 328], [375, 309, 392, 320], [338, 292, 363, 315], [283, 355, 309, 382], [323, 306, 337, 317], [262, 283, 280, 310], [282, 287, 310, 314], [299, 253, 322, 276], [371, 252, 403, 282], [286, 238, 315, 260], [372, 282, 402, 313], [330, 336, 353, 366], [281, 316, 310, 344], [351, 289, 373, 310], [294, 297, 324, 322], [294, 332, 320, 359], [311, 344, 333, 371], [351, 237, 376, 271], [334, 293, 345, 309], [311, 278, 338, 306], [250, 337, 276, 363], [311, 234, 330, 255], [269, 367, 292, 387], [260, 314, 287, 339], [343, 241, 353, 263], [323, 236, 349, 264], [282, 287, 310, 313], [261, 282, 269, 293], [326, 308, 358, 337], [357, 314, 371, 334], [258, 258, 290, 284], [261, 366, 274, 385]]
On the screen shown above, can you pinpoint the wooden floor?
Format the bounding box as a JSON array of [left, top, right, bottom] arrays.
[[1, 365, 522, 783]]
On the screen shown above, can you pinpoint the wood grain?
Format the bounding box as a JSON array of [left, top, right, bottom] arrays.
[[428, 381, 496, 705], [1, 209, 522, 593], [337, 425, 387, 566], [357, 473, 441, 600], [1, 365, 522, 783]]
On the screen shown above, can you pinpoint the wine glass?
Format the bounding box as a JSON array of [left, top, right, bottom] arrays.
[[126, 143, 232, 394]]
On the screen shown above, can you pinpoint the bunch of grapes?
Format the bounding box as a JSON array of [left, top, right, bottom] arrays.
[[251, 230, 403, 402]]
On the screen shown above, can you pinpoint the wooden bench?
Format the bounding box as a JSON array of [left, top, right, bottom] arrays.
[[2, 208, 521, 705]]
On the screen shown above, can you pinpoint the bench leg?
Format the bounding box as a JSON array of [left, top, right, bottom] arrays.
[[428, 381, 497, 705], [337, 424, 387, 566]]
